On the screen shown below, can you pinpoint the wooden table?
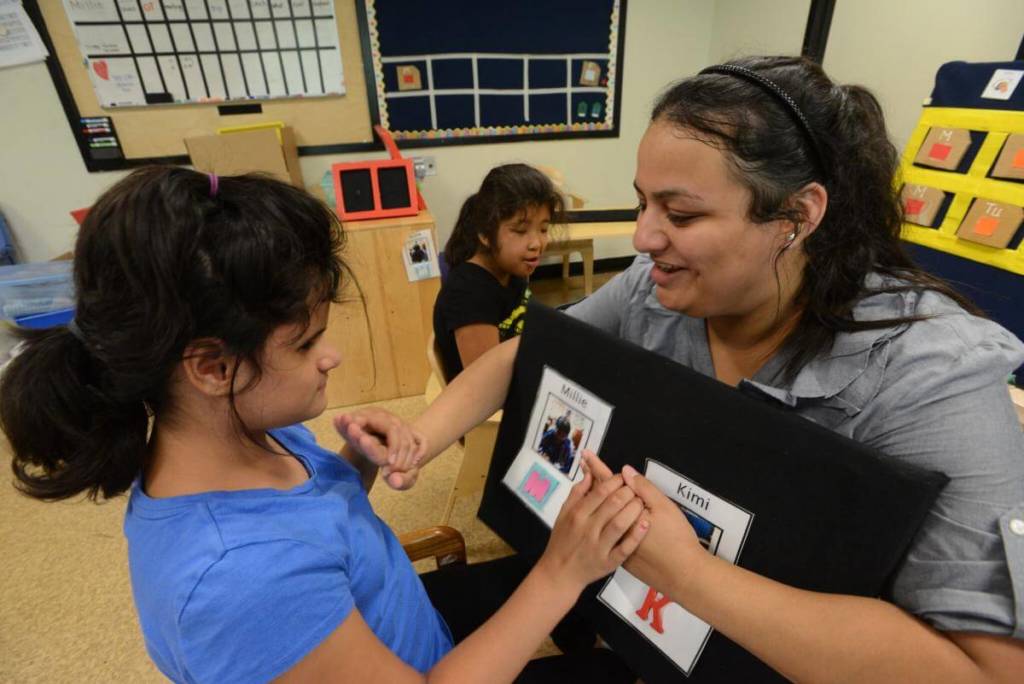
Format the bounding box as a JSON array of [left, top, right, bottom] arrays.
[[325, 211, 440, 408], [548, 219, 635, 295]]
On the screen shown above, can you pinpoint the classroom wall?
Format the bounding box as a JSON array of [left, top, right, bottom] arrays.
[[709, 0, 810, 64], [0, 0, 714, 264], [4, 1, 1023, 264], [823, 0, 1024, 150]]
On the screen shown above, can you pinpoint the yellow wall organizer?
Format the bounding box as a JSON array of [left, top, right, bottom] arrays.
[[899, 107, 1024, 276]]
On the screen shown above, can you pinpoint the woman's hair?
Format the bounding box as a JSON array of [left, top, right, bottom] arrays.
[[1, 167, 346, 501], [652, 55, 982, 380], [444, 163, 565, 268]]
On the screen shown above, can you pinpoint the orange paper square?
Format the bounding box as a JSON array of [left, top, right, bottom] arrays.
[[904, 198, 925, 215], [928, 143, 952, 161], [1013, 148, 1024, 169], [973, 216, 1000, 236]]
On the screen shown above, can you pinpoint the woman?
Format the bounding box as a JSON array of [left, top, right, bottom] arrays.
[[367, 56, 1024, 680]]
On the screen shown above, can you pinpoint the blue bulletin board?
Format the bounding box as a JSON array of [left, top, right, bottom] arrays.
[[357, 0, 626, 147]]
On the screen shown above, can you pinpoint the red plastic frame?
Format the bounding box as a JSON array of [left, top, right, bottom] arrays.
[[330, 158, 418, 221]]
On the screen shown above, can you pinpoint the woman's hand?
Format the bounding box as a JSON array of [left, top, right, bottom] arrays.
[[535, 460, 650, 592], [333, 409, 426, 489]]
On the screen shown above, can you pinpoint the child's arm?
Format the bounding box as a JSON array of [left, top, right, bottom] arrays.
[[414, 336, 519, 463], [334, 337, 519, 491], [276, 461, 649, 684], [453, 323, 500, 369], [335, 408, 428, 492]]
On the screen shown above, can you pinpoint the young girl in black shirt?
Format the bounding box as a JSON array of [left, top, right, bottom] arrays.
[[433, 164, 563, 379]]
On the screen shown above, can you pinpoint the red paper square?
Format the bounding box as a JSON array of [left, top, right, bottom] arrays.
[[403, 74, 414, 83], [928, 143, 952, 161], [904, 198, 925, 215], [973, 216, 1000, 237]]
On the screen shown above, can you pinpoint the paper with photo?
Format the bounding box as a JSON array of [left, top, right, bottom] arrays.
[[597, 459, 754, 676], [502, 367, 614, 528], [0, 0, 48, 69], [403, 229, 440, 282]]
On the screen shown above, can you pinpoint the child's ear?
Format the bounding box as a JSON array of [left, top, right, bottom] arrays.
[[181, 338, 237, 397], [477, 232, 491, 249]]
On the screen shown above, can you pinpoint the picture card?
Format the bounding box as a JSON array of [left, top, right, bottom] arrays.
[[598, 459, 754, 676], [981, 68, 1023, 101], [502, 366, 614, 527], [913, 127, 971, 171], [901, 184, 946, 226], [991, 133, 1024, 181], [397, 64, 422, 91], [402, 229, 440, 282], [955, 199, 1023, 249]]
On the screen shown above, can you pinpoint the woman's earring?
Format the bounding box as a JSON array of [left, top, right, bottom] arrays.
[[786, 231, 797, 241]]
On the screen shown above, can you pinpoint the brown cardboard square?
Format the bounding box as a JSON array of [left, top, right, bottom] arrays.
[[913, 127, 971, 171], [900, 184, 945, 226], [279, 126, 304, 188], [955, 199, 1023, 248], [397, 65, 422, 91], [185, 129, 292, 186], [579, 61, 602, 86], [991, 133, 1024, 181]]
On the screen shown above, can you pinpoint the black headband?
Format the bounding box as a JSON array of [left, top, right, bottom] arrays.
[[699, 64, 828, 181]]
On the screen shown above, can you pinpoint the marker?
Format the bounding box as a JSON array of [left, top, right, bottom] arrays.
[[88, 141, 120, 148], [88, 136, 118, 143], [80, 117, 111, 124]]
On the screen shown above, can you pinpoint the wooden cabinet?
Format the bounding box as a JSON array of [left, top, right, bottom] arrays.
[[324, 211, 440, 408]]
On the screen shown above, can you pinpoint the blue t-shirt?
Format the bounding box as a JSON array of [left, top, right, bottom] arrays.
[[123, 424, 453, 683]]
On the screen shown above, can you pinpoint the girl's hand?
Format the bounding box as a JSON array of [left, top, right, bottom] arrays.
[[535, 463, 650, 592], [333, 409, 427, 473]]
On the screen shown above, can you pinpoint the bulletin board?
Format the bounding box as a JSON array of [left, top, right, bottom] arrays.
[[360, 0, 626, 147], [26, 0, 380, 172]]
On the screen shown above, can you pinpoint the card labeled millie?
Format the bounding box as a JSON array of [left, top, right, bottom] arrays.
[[598, 459, 754, 676], [502, 366, 614, 528]]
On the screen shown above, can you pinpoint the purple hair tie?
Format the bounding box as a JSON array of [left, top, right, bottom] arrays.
[[208, 172, 219, 197]]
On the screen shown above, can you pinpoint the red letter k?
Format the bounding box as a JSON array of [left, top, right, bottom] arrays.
[[635, 587, 672, 634]]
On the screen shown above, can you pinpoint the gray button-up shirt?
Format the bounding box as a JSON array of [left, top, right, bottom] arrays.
[[567, 254, 1024, 638]]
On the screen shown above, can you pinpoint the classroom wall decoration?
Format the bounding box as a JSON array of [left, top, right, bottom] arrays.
[[359, 0, 626, 145], [26, 0, 376, 171], [61, 0, 346, 108], [899, 61, 1024, 275]]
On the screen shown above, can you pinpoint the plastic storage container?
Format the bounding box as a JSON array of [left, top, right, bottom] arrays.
[[0, 261, 74, 320]]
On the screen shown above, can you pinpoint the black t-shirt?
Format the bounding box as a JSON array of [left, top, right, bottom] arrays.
[[433, 262, 531, 380]]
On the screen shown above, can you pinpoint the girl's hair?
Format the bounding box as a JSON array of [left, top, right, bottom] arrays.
[[1, 167, 346, 501], [652, 55, 982, 381], [444, 163, 565, 268]]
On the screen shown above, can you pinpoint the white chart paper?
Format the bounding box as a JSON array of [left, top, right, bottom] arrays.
[[62, 0, 345, 107]]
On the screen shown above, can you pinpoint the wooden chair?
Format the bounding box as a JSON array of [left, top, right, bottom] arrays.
[[425, 332, 503, 525], [398, 525, 467, 568]]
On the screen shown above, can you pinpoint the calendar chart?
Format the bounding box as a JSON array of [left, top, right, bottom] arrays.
[[62, 0, 346, 108]]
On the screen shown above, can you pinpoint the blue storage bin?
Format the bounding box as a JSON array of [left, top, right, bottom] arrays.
[[0, 261, 74, 320], [14, 307, 75, 329]]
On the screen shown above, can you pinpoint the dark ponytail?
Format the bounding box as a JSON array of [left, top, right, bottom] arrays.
[[1, 166, 346, 501], [2, 327, 148, 500], [652, 56, 982, 381], [444, 163, 565, 268]]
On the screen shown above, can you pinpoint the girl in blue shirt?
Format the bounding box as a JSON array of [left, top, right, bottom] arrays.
[[0, 167, 647, 683]]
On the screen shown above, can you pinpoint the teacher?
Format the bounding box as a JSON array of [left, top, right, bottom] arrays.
[[384, 55, 1024, 680]]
